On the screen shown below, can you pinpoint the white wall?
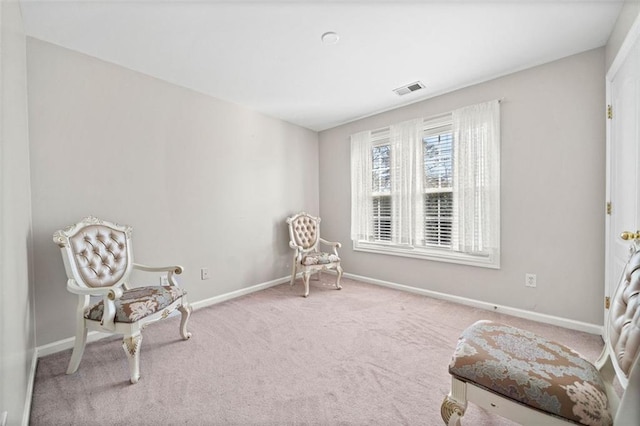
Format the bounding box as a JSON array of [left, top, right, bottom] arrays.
[[0, 1, 36, 424], [27, 38, 319, 346], [319, 48, 606, 326]]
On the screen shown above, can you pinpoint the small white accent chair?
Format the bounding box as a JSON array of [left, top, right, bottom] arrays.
[[441, 244, 640, 425], [286, 212, 343, 297], [53, 216, 192, 384]]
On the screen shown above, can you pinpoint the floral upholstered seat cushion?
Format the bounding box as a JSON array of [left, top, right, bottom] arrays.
[[449, 320, 612, 426], [85, 286, 186, 323], [301, 252, 340, 266]]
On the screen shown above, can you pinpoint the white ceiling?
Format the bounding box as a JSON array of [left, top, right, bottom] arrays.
[[19, 0, 624, 131]]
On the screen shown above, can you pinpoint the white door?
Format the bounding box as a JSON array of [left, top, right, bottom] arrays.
[[605, 22, 640, 330]]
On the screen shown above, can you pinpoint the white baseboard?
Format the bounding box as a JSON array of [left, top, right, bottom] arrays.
[[37, 330, 113, 358], [191, 276, 289, 311], [344, 272, 604, 336]]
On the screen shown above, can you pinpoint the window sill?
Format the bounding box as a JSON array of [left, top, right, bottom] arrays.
[[353, 241, 500, 269]]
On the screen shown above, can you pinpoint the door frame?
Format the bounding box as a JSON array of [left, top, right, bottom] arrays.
[[604, 13, 640, 331]]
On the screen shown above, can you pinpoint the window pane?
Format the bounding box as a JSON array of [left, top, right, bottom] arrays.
[[422, 131, 452, 248], [424, 133, 452, 189], [372, 195, 391, 241], [372, 144, 391, 242], [372, 144, 391, 192], [423, 192, 452, 247]]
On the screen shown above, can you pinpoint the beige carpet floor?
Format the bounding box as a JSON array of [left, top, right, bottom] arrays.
[[30, 276, 604, 425]]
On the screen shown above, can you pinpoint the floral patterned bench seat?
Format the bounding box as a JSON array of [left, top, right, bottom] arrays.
[[448, 320, 611, 425]]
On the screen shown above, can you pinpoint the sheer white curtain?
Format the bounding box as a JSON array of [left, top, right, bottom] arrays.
[[351, 120, 422, 245], [452, 100, 500, 255], [390, 118, 423, 246], [350, 130, 372, 242]]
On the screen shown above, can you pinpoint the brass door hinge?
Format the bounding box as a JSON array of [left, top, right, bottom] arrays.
[[605, 296, 610, 309], [606, 202, 612, 215], [607, 104, 613, 119]]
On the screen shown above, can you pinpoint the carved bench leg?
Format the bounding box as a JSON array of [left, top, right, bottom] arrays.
[[178, 303, 192, 340], [441, 395, 465, 426], [441, 377, 467, 425], [123, 333, 143, 384]]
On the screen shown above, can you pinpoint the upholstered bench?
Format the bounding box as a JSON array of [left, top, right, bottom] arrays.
[[441, 247, 640, 425], [446, 320, 611, 425]]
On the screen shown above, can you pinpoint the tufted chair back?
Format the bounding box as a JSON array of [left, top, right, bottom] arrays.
[[608, 248, 640, 381], [289, 213, 320, 251], [54, 217, 133, 289]]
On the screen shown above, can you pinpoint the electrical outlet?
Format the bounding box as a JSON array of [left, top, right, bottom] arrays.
[[201, 268, 210, 280], [525, 273, 537, 288], [159, 276, 169, 286]]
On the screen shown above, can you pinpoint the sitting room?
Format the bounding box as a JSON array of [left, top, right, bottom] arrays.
[[1, 1, 639, 425]]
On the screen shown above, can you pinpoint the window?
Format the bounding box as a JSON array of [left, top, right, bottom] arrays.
[[350, 100, 500, 268], [371, 144, 391, 241], [422, 130, 453, 248]]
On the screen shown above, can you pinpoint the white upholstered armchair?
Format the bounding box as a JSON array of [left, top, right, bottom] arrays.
[[53, 216, 192, 384], [286, 212, 343, 297], [441, 243, 640, 425]]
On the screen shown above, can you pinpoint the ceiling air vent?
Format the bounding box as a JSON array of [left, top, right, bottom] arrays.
[[393, 81, 425, 96]]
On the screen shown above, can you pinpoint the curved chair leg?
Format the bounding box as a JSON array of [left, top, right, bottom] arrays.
[[123, 333, 143, 384], [302, 271, 311, 297], [178, 303, 192, 340], [67, 321, 88, 374], [441, 395, 465, 426], [335, 265, 343, 290]]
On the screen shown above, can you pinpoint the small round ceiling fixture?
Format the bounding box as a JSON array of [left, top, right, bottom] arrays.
[[321, 31, 340, 45]]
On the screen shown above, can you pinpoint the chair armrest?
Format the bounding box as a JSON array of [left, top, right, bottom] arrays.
[[133, 263, 184, 286], [66, 279, 114, 296], [319, 238, 341, 248], [289, 242, 304, 261], [319, 238, 342, 256], [133, 263, 183, 274], [289, 241, 302, 250], [66, 279, 121, 331], [320, 238, 342, 250]]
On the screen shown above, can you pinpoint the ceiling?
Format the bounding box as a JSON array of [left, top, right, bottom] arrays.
[[19, 0, 624, 131]]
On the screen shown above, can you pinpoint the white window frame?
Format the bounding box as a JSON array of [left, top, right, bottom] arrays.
[[351, 102, 500, 269]]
